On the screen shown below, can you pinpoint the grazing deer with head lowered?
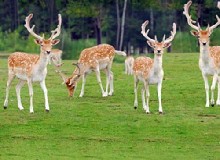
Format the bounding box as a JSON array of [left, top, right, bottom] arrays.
[[183, 1, 220, 107], [133, 20, 176, 114], [3, 13, 61, 113], [57, 44, 126, 97]]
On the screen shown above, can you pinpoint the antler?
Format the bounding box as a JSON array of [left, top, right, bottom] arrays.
[[50, 14, 62, 40], [24, 14, 44, 40], [55, 70, 67, 83], [183, 1, 199, 30], [209, 15, 220, 31], [72, 63, 81, 76], [141, 20, 156, 42], [164, 23, 177, 43]]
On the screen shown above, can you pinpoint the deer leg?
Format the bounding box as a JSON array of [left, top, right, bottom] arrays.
[[216, 76, 220, 105], [95, 68, 107, 97], [144, 82, 150, 113], [109, 71, 114, 96], [16, 80, 26, 110], [211, 74, 218, 107], [158, 82, 163, 114], [134, 76, 139, 109], [4, 74, 15, 109], [125, 62, 127, 74], [40, 80, 49, 112], [79, 73, 87, 97], [202, 74, 210, 107], [27, 79, 34, 113], [105, 69, 110, 95]]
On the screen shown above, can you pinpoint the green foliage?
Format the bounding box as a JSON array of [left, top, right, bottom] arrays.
[[0, 29, 40, 54], [0, 53, 220, 159], [58, 30, 97, 59], [172, 31, 199, 53]]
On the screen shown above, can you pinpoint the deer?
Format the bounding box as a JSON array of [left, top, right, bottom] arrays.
[[49, 49, 63, 67], [3, 13, 61, 113], [57, 44, 126, 97], [125, 56, 134, 75], [183, 1, 220, 107], [133, 20, 176, 114]]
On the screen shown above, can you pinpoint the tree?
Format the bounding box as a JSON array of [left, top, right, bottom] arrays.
[[66, 0, 110, 44], [119, 0, 128, 51]]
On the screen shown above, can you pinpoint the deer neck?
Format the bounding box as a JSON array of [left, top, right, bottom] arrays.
[[37, 51, 49, 72], [199, 43, 210, 64], [69, 68, 82, 83], [153, 54, 163, 72]]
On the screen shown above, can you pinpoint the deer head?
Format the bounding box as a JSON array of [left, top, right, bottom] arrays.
[[24, 14, 61, 55], [56, 63, 82, 97], [183, 1, 220, 46], [141, 20, 176, 56]]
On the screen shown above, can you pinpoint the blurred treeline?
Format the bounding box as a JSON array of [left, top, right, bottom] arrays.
[[0, 0, 220, 59]]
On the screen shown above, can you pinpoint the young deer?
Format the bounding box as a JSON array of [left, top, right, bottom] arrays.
[[125, 56, 134, 75], [3, 13, 61, 113], [133, 20, 176, 114], [183, 1, 220, 107], [57, 44, 126, 97]]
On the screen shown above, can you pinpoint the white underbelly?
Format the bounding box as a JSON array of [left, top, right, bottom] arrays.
[[137, 74, 162, 85], [98, 58, 111, 70], [13, 69, 47, 82], [99, 63, 108, 70], [148, 76, 161, 84]]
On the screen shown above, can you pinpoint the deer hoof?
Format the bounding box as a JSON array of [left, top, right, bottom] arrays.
[[3, 106, 7, 109], [211, 103, 215, 107], [134, 106, 137, 110], [45, 109, 49, 113], [159, 111, 163, 115]]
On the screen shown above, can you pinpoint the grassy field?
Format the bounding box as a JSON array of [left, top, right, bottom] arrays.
[[0, 53, 220, 160]]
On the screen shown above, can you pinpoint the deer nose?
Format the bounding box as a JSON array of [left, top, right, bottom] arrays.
[[157, 50, 161, 53], [202, 42, 206, 46], [46, 51, 51, 54]]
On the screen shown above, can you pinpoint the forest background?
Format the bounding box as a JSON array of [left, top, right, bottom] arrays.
[[0, 0, 220, 59]]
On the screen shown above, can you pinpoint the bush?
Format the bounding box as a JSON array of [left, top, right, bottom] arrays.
[[57, 30, 96, 59]]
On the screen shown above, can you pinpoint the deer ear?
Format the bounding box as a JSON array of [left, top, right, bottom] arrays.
[[51, 39, 60, 45], [147, 40, 155, 48], [190, 30, 199, 37], [34, 39, 43, 45], [163, 42, 171, 49]]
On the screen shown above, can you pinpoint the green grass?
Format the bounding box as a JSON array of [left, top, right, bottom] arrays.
[[0, 53, 220, 159]]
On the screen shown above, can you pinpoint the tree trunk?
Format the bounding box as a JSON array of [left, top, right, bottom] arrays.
[[150, 8, 154, 33], [95, 17, 102, 45], [116, 0, 120, 49], [119, 0, 127, 51]]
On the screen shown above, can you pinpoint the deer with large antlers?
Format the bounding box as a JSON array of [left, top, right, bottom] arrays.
[[57, 44, 126, 97], [133, 20, 176, 114], [3, 14, 61, 113], [183, 1, 220, 107]]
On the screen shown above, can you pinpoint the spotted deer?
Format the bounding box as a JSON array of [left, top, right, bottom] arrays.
[[133, 20, 176, 114], [125, 56, 134, 75], [57, 44, 126, 97], [49, 49, 63, 67], [183, 1, 220, 107], [3, 13, 61, 113]]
